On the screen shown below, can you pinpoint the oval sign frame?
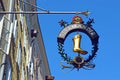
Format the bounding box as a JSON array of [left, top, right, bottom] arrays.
[[57, 24, 99, 62]]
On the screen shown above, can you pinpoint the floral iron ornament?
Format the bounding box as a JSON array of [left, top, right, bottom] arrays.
[[57, 15, 99, 71]]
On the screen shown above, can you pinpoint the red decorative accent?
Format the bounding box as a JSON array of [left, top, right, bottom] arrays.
[[72, 16, 83, 24]]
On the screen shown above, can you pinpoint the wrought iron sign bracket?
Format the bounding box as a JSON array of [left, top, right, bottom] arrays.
[[0, 11, 90, 16]]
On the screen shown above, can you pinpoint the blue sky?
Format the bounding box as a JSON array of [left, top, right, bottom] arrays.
[[37, 0, 120, 80]]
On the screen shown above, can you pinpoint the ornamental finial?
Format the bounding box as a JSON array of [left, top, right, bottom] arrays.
[[71, 16, 83, 24]]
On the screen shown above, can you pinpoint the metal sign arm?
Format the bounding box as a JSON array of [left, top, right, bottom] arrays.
[[0, 11, 90, 16]]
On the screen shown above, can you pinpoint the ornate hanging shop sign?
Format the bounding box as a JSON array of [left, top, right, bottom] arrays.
[[57, 14, 99, 71]]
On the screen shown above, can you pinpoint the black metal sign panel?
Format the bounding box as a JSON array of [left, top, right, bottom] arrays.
[[57, 24, 99, 45]]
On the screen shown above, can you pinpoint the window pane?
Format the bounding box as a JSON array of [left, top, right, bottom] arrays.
[[16, 42, 22, 70], [6, 59, 12, 80], [0, 17, 10, 52], [0, 1, 3, 11]]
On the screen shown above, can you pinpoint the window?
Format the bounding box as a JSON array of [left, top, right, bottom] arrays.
[[24, 28, 27, 49], [0, 16, 4, 38], [0, 1, 5, 20], [20, 0, 24, 11], [13, 19, 18, 42], [0, 2, 2, 11], [5, 57, 12, 80], [0, 17, 11, 54], [23, 47, 26, 57], [29, 62, 33, 75], [19, 1, 24, 31], [21, 66, 25, 80], [0, 51, 4, 65], [16, 41, 22, 70], [23, 0, 27, 11], [0, 1, 5, 11]]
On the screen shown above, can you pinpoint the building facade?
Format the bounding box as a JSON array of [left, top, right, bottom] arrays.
[[0, 0, 54, 80]]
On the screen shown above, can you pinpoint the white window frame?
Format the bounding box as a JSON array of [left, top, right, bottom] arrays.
[[0, 16, 13, 55], [0, 16, 4, 38], [13, 20, 17, 41], [6, 22, 13, 55]]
